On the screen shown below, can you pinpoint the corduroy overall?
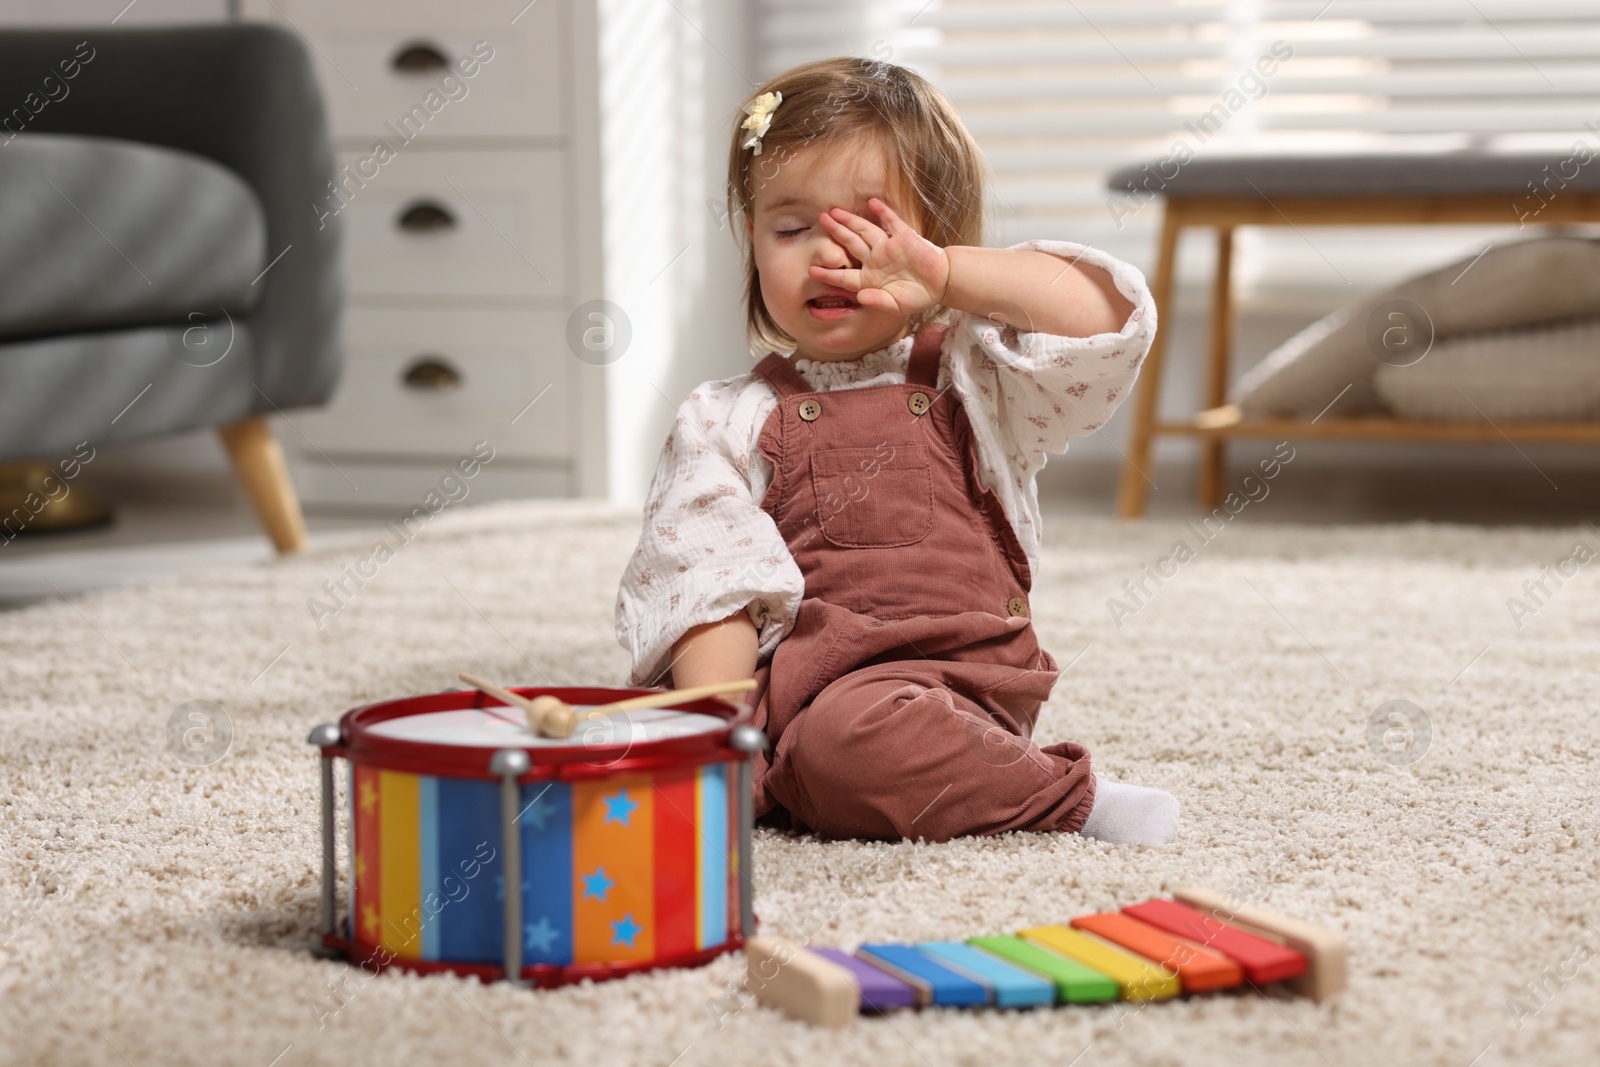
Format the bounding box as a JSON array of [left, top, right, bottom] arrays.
[[746, 323, 1097, 842]]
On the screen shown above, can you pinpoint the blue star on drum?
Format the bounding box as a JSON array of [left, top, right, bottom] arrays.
[[581, 867, 614, 902], [603, 788, 638, 825], [612, 914, 643, 949], [525, 917, 560, 955]]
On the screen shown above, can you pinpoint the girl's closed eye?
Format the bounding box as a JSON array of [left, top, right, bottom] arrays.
[[776, 226, 808, 239]]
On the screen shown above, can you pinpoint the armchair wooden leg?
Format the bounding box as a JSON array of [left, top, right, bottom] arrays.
[[1116, 206, 1180, 519], [1197, 226, 1235, 510], [218, 415, 308, 554]]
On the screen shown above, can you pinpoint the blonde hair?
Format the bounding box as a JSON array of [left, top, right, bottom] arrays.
[[726, 57, 986, 354]]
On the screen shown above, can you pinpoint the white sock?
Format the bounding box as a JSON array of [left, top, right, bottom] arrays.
[[1077, 778, 1179, 845]]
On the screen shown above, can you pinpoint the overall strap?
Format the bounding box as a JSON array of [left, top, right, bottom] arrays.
[[906, 322, 948, 388], [753, 352, 813, 398]]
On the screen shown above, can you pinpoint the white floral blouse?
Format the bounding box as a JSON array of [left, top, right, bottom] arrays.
[[615, 241, 1156, 685]]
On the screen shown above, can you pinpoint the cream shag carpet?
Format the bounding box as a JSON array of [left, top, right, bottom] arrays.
[[2, 500, 1597, 1067]]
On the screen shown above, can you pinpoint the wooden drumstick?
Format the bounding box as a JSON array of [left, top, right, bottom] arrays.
[[458, 672, 577, 738], [577, 679, 758, 723], [459, 674, 756, 738]]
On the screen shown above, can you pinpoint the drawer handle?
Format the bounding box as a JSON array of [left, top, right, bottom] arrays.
[[402, 357, 462, 391], [391, 41, 450, 73], [397, 200, 457, 233]]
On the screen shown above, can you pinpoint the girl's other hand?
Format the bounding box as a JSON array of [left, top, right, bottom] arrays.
[[811, 197, 950, 318]]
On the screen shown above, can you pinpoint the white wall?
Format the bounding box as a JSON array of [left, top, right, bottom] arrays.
[[596, 0, 753, 506]]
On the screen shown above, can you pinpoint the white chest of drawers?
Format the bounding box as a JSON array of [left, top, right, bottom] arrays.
[[241, 0, 606, 508]]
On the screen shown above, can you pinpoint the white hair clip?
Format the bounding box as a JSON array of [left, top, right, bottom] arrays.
[[740, 91, 783, 155]]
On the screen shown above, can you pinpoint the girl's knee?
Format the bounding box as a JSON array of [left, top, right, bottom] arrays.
[[788, 680, 919, 782], [814, 676, 949, 726]]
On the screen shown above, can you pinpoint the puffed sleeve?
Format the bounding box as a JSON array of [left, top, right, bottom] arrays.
[[614, 377, 803, 687], [948, 240, 1156, 479]]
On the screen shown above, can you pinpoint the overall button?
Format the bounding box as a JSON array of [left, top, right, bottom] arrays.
[[908, 391, 931, 416], [798, 399, 822, 422], [1006, 596, 1028, 617]]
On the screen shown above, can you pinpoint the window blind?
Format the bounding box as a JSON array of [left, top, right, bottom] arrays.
[[756, 0, 1600, 299]]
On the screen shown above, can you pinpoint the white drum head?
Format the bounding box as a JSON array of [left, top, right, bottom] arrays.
[[366, 704, 727, 749]]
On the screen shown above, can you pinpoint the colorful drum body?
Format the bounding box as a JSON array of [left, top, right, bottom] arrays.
[[314, 687, 751, 987]]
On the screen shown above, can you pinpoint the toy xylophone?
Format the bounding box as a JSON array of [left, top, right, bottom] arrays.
[[747, 887, 1347, 1028]]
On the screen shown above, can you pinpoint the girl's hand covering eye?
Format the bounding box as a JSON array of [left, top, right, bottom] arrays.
[[810, 198, 951, 317]]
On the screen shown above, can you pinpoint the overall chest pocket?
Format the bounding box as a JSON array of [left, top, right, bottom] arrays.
[[809, 443, 933, 549]]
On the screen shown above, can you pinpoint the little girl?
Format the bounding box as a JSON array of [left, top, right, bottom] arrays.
[[616, 57, 1178, 846]]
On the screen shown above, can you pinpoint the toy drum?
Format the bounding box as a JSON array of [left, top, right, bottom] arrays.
[[305, 687, 766, 988]]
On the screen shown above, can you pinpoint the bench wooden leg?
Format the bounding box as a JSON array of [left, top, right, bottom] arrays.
[[1197, 226, 1234, 510], [1116, 206, 1180, 518], [218, 415, 308, 554]]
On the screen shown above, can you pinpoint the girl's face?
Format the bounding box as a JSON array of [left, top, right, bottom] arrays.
[[746, 134, 918, 362]]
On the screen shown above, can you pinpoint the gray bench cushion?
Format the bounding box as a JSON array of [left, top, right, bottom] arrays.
[[1108, 150, 1600, 199], [0, 132, 265, 341]]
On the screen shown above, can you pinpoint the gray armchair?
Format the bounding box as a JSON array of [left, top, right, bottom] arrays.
[[0, 24, 342, 551]]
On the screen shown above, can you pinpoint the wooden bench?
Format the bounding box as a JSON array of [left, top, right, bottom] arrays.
[[1107, 151, 1600, 518]]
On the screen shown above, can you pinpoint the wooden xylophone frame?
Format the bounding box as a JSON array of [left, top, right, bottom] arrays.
[[304, 688, 770, 989], [747, 888, 1347, 1027]]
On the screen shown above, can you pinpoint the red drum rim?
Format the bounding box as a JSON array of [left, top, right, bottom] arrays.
[[322, 925, 748, 989], [327, 687, 744, 782]]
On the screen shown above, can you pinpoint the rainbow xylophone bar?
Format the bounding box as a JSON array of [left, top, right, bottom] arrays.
[[746, 887, 1347, 1028]]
